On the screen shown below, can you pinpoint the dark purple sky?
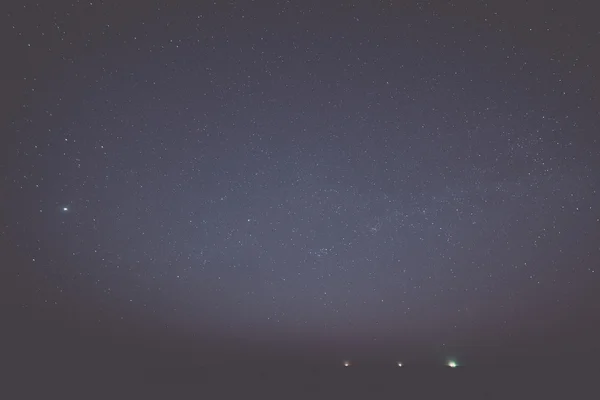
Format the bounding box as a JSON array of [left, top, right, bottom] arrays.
[[2, 0, 599, 376]]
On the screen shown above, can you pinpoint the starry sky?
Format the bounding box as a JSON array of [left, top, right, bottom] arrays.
[[2, 0, 600, 375]]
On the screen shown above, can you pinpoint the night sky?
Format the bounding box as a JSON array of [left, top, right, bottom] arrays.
[[3, 0, 600, 383]]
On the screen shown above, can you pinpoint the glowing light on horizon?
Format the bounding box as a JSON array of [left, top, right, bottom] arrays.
[[447, 360, 457, 368], [343, 361, 351, 367]]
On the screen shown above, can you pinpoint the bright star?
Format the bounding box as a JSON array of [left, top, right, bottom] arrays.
[[343, 361, 351, 367], [447, 360, 457, 368], [397, 362, 403, 367], [62, 207, 69, 212]]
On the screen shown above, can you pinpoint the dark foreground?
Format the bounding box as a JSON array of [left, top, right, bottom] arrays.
[[7, 361, 598, 399]]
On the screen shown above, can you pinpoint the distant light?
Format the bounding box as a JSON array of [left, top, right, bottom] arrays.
[[343, 361, 351, 367], [397, 362, 403, 367], [62, 207, 69, 212], [447, 361, 457, 368]]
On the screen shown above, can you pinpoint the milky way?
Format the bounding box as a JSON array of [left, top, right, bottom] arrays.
[[4, 1, 600, 367]]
